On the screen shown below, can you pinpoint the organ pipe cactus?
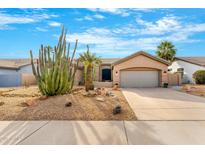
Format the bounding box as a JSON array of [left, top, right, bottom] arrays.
[[30, 27, 79, 96]]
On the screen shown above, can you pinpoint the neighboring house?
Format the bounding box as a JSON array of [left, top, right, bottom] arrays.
[[0, 51, 170, 88], [0, 59, 34, 87], [169, 57, 205, 84], [0, 59, 83, 87]]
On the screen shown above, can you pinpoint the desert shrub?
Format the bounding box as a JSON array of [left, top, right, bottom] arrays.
[[193, 70, 205, 84]]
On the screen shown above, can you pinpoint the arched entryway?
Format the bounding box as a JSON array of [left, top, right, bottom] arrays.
[[102, 68, 111, 81]]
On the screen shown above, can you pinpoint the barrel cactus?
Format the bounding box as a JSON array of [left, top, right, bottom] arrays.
[[30, 27, 79, 96]]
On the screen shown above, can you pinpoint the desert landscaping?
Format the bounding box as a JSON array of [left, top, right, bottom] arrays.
[[180, 84, 205, 98], [0, 86, 137, 120]]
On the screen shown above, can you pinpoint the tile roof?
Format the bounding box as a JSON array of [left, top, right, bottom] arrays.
[[175, 57, 205, 67], [100, 58, 121, 64], [0, 59, 31, 69], [112, 51, 170, 66]]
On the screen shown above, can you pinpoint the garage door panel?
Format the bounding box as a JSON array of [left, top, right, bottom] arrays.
[[120, 71, 159, 88], [0, 74, 21, 87]]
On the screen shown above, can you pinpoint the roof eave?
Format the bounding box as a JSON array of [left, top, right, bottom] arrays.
[[112, 51, 170, 66], [174, 57, 205, 67]]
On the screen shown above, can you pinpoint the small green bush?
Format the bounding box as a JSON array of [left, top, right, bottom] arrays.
[[193, 70, 205, 84]]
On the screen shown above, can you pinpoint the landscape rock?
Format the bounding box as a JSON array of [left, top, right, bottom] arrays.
[[26, 99, 37, 106], [82, 91, 89, 96], [73, 91, 78, 95], [112, 85, 118, 90], [105, 91, 114, 97], [0, 101, 4, 106], [113, 105, 122, 115], [39, 96, 48, 100], [65, 102, 72, 107], [96, 97, 105, 102], [89, 90, 97, 96], [95, 88, 102, 95], [82, 91, 97, 97], [19, 102, 29, 107]]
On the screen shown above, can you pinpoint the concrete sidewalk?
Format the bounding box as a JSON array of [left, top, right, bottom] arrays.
[[1, 121, 205, 145]]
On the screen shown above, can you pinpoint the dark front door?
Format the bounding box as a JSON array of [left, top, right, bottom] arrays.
[[102, 69, 111, 81]]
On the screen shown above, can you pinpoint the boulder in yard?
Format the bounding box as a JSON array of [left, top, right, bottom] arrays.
[[95, 88, 102, 95], [82, 91, 89, 96], [65, 101, 72, 107], [112, 84, 118, 90], [113, 105, 122, 115], [26, 99, 38, 107], [82, 90, 97, 97], [0, 101, 4, 106], [96, 97, 105, 102], [105, 91, 114, 97], [39, 95, 48, 100], [89, 90, 97, 97], [73, 91, 78, 95]]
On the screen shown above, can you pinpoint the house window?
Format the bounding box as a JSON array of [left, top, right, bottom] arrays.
[[102, 68, 111, 81]]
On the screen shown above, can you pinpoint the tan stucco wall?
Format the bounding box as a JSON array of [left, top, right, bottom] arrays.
[[168, 72, 182, 86], [74, 69, 83, 85], [21, 73, 37, 86], [94, 65, 100, 81], [113, 54, 168, 87]]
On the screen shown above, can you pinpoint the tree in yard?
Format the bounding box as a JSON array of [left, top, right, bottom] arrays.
[[156, 41, 176, 62], [79, 46, 101, 91]]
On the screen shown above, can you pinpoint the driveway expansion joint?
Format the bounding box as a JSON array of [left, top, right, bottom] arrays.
[[16, 121, 50, 145], [122, 121, 129, 144]]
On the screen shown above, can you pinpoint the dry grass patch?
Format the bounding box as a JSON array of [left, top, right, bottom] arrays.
[[181, 84, 205, 98], [0, 86, 136, 120]]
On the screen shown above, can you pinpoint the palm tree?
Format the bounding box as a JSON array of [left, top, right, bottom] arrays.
[[156, 41, 176, 62], [79, 45, 101, 91]]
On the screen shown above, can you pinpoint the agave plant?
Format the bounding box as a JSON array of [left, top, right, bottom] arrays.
[[30, 27, 79, 96]]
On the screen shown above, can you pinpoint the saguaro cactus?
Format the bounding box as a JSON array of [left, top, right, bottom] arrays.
[[30, 27, 79, 96]]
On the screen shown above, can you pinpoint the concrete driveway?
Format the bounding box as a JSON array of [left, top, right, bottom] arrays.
[[122, 88, 205, 120]]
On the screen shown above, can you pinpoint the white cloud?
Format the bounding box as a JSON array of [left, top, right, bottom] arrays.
[[135, 15, 205, 38], [76, 14, 105, 21], [112, 24, 138, 35], [64, 21, 205, 57], [132, 8, 155, 12], [93, 14, 105, 19], [35, 27, 47, 32], [84, 16, 93, 21], [0, 13, 35, 25], [0, 10, 58, 30], [88, 8, 130, 17], [67, 28, 115, 44], [48, 21, 61, 27], [136, 15, 182, 35], [87, 8, 155, 17], [65, 27, 162, 56]]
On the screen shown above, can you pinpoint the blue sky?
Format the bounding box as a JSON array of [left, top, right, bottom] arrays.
[[0, 8, 205, 59]]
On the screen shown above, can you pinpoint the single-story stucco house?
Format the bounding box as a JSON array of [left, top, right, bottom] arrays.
[[169, 57, 205, 84], [92, 51, 170, 88], [0, 51, 174, 88], [0, 59, 83, 87], [0, 59, 34, 87]]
